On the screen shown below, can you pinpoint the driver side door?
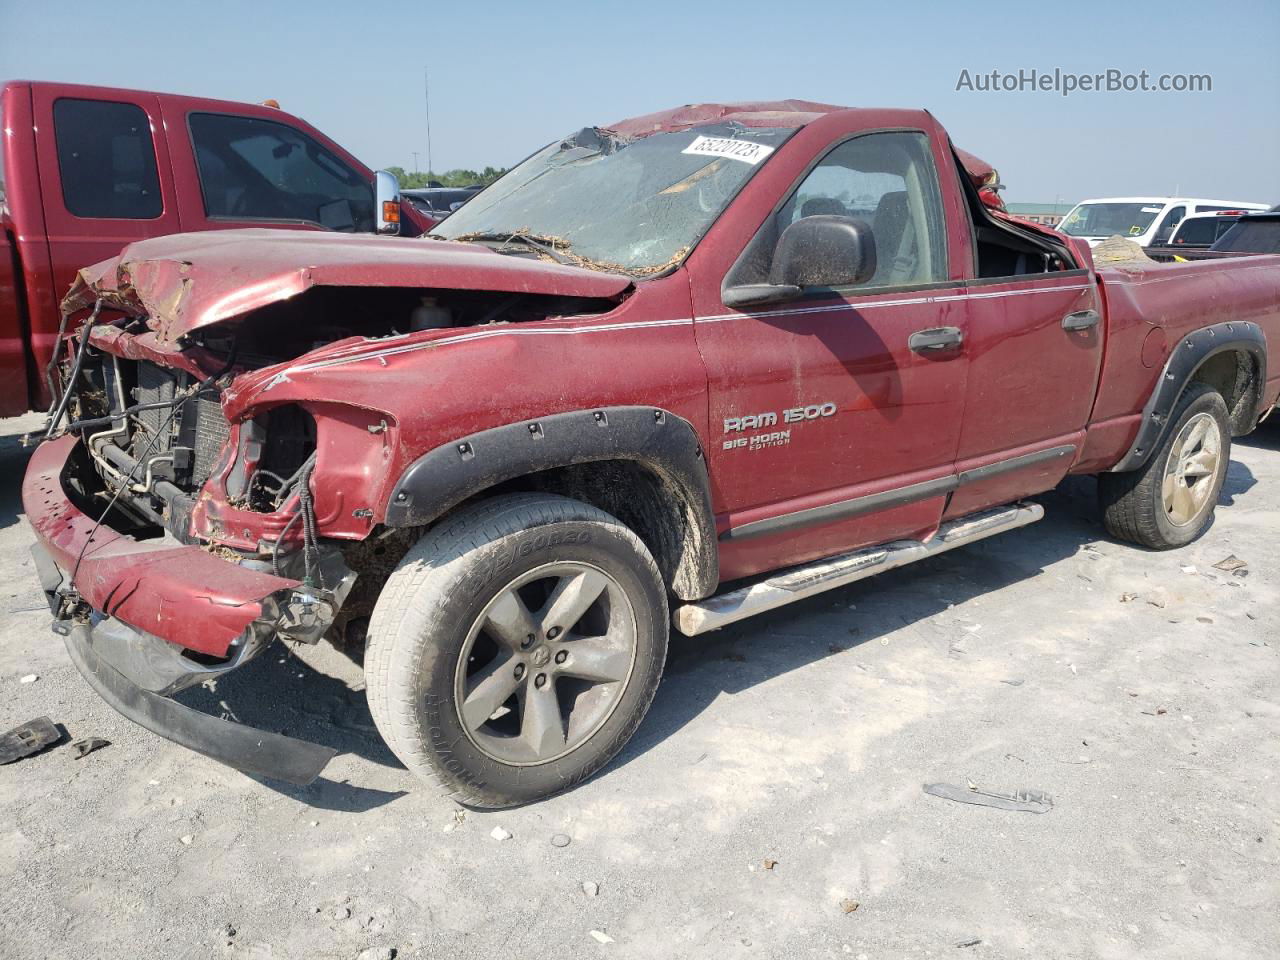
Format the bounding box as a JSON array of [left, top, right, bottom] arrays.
[[691, 130, 971, 581]]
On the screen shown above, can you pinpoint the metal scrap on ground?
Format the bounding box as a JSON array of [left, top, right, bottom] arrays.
[[922, 782, 1054, 813]]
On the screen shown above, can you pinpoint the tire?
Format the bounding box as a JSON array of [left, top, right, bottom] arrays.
[[364, 493, 668, 807], [1099, 382, 1231, 549]]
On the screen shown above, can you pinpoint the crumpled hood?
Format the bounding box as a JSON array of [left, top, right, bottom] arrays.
[[61, 228, 634, 342]]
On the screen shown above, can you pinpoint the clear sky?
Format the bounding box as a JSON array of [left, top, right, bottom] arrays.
[[3, 0, 1277, 205]]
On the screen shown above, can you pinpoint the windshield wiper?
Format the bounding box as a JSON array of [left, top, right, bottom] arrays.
[[434, 229, 666, 279], [441, 230, 577, 266]]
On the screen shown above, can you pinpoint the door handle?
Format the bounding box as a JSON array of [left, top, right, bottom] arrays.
[[1062, 309, 1100, 332], [908, 326, 964, 353]]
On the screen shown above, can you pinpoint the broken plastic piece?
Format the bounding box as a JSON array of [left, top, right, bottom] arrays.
[[0, 716, 63, 764], [922, 782, 1053, 813], [1212, 555, 1249, 577], [71, 737, 111, 759]]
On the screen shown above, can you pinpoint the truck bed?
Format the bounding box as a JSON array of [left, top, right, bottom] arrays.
[[1075, 254, 1280, 471]]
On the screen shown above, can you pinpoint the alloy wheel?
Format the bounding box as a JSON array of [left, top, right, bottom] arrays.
[[453, 561, 638, 765], [1162, 412, 1222, 527]]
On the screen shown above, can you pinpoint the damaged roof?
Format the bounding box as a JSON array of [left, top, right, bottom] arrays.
[[605, 100, 843, 138], [606, 102, 1001, 192]]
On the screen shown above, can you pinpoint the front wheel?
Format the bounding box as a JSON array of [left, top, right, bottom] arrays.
[[1099, 382, 1231, 549], [364, 493, 668, 807]]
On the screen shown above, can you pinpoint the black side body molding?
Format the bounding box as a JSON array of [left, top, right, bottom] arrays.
[[721, 475, 958, 543], [1109, 321, 1267, 473], [721, 444, 1076, 543], [383, 406, 719, 599], [957, 444, 1076, 486]]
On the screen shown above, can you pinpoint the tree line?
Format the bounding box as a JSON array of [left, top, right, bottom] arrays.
[[385, 166, 508, 189]]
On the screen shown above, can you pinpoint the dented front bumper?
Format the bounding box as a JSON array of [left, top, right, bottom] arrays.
[[24, 435, 301, 658], [23, 435, 338, 784], [58, 619, 336, 785]]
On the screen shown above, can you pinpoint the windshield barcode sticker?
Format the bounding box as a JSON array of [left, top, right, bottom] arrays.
[[682, 136, 775, 165]]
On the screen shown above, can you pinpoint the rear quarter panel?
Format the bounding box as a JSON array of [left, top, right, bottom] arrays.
[[1077, 255, 1280, 471]]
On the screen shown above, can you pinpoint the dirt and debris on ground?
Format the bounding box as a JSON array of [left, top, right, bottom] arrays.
[[0, 409, 1277, 959]]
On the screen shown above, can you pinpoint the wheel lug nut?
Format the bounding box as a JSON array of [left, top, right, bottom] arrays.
[[514, 664, 526, 680], [547, 626, 562, 640], [521, 634, 535, 649], [554, 650, 567, 664], [535, 673, 547, 688]]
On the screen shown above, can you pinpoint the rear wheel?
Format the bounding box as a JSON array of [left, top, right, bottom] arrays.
[[364, 493, 668, 807], [1099, 382, 1231, 549]]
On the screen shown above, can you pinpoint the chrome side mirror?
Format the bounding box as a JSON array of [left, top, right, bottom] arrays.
[[374, 170, 401, 235]]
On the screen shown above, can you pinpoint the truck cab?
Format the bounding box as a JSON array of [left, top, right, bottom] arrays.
[[0, 80, 425, 416]]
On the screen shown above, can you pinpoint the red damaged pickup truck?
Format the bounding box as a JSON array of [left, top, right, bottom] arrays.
[[0, 80, 428, 417], [22, 100, 1280, 806]]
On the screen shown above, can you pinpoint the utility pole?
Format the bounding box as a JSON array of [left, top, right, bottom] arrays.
[[411, 152, 420, 174], [424, 67, 434, 179]]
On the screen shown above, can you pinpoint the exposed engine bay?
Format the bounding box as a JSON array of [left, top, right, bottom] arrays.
[[42, 279, 622, 651], [53, 284, 613, 512], [186, 284, 616, 366]]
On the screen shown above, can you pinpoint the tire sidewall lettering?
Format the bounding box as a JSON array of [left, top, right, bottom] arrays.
[[469, 529, 594, 595]]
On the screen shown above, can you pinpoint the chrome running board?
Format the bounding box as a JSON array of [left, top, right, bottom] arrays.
[[673, 501, 1044, 636]]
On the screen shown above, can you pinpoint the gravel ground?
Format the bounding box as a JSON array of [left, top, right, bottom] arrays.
[[1, 409, 1277, 960]]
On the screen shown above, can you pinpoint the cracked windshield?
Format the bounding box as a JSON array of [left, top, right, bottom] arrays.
[[430, 124, 796, 277]]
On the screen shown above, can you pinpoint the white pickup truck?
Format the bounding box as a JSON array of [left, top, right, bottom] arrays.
[[1058, 196, 1269, 248]]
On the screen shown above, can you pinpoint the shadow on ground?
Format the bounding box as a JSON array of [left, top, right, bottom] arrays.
[[174, 645, 410, 812], [1221, 459, 1257, 504], [190, 477, 1109, 805], [609, 478, 1110, 773], [0, 419, 39, 531], [1237, 416, 1280, 453]]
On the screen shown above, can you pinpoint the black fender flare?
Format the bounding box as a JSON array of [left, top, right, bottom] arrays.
[[382, 406, 719, 600], [1109, 320, 1267, 473]]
